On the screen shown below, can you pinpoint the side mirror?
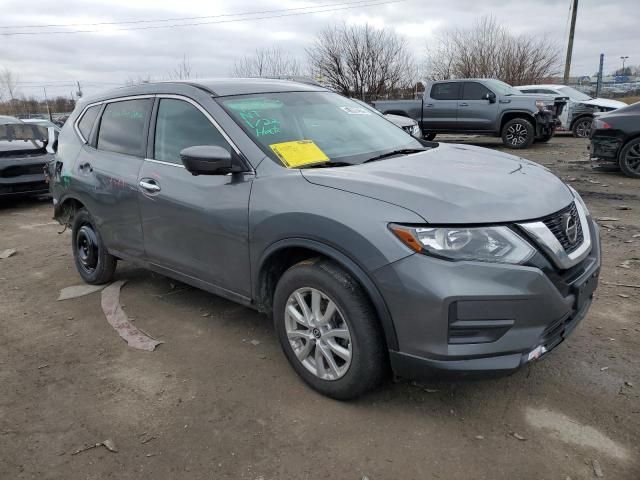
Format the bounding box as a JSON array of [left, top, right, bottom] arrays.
[[484, 92, 497, 103], [180, 145, 237, 176]]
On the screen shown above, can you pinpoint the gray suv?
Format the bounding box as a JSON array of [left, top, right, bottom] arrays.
[[49, 79, 600, 399]]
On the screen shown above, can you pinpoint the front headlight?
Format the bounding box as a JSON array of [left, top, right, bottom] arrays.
[[410, 123, 421, 137], [389, 224, 536, 264]]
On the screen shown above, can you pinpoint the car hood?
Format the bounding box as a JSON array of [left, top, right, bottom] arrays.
[[580, 97, 628, 110], [301, 143, 574, 224], [384, 114, 416, 128]]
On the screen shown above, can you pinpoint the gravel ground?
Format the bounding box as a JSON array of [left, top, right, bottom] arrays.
[[0, 135, 638, 479]]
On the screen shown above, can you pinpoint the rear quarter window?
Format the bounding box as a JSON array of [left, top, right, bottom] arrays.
[[77, 105, 100, 141], [97, 99, 152, 156]]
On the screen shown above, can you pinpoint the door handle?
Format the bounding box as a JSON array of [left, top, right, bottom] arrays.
[[425, 103, 434, 107], [459, 103, 469, 107], [139, 179, 161, 193]]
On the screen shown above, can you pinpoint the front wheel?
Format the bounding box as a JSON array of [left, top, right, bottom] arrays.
[[273, 259, 387, 400], [71, 209, 117, 284], [619, 138, 640, 178], [572, 117, 592, 138], [502, 118, 534, 149]]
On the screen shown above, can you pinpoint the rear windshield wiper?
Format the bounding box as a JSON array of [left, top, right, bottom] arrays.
[[364, 148, 426, 163]]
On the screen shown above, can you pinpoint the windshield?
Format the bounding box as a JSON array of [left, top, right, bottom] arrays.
[[0, 122, 49, 156], [557, 86, 592, 101], [218, 91, 424, 167], [483, 79, 521, 96]]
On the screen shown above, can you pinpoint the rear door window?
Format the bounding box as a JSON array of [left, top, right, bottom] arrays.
[[77, 105, 100, 141], [97, 99, 152, 156], [154, 98, 231, 165], [462, 82, 492, 100], [430, 83, 461, 100]]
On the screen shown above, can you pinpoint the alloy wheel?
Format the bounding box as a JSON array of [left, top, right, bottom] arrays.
[[623, 143, 640, 174], [284, 287, 352, 381], [575, 119, 591, 138], [506, 123, 528, 146]]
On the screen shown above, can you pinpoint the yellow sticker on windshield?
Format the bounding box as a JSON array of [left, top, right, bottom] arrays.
[[269, 140, 329, 168]]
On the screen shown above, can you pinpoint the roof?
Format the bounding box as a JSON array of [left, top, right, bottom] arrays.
[[516, 85, 567, 89], [79, 77, 328, 105]]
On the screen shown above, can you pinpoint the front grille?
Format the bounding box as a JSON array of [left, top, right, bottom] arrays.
[[540, 202, 584, 254], [1, 164, 46, 178]]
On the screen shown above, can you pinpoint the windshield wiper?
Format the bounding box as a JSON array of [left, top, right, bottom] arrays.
[[364, 148, 426, 163], [299, 161, 352, 169]]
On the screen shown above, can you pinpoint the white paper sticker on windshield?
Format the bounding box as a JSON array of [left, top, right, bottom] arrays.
[[339, 106, 372, 115]]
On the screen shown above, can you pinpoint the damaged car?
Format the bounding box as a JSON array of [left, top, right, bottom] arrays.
[[0, 116, 56, 198], [590, 101, 640, 178], [49, 79, 600, 399], [516, 84, 627, 138]]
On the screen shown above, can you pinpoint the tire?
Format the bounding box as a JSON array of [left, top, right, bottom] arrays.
[[424, 132, 437, 141], [71, 209, 117, 284], [572, 117, 592, 138], [273, 259, 388, 400], [501, 118, 535, 149], [619, 138, 640, 178]]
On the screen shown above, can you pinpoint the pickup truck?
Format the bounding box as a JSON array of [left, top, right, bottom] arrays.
[[373, 79, 567, 149]]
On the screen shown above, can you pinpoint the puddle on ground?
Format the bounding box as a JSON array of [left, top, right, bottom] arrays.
[[525, 407, 629, 460]]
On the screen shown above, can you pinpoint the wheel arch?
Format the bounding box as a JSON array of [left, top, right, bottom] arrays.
[[255, 238, 398, 351], [54, 194, 87, 226], [499, 111, 537, 131]]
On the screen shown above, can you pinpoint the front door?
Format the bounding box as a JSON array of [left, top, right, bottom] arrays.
[[457, 82, 499, 131], [137, 97, 253, 298]]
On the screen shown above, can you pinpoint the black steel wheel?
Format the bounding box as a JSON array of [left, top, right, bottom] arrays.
[[72, 209, 117, 284]]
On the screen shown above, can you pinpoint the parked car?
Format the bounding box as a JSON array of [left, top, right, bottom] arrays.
[[372, 79, 567, 149], [350, 99, 422, 137], [590, 102, 640, 178], [515, 84, 627, 138], [22, 118, 62, 132], [0, 117, 55, 198], [49, 79, 600, 399]]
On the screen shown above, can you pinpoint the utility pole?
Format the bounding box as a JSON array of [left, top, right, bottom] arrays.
[[43, 87, 52, 121], [620, 56, 629, 74], [563, 0, 579, 84], [76, 80, 83, 98], [596, 53, 604, 98]]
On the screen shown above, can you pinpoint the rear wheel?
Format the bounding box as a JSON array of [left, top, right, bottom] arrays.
[[619, 138, 640, 178], [502, 118, 534, 149], [273, 259, 387, 400], [572, 117, 592, 138], [72, 209, 117, 284]]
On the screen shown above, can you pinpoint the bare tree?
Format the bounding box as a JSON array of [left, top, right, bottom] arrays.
[[425, 16, 561, 86], [167, 54, 194, 80], [307, 23, 417, 100], [232, 47, 301, 78], [0, 67, 19, 101]]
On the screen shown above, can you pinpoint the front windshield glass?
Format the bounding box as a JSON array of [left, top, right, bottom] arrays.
[[483, 79, 521, 96], [0, 122, 48, 156], [557, 86, 592, 101], [218, 91, 425, 167]]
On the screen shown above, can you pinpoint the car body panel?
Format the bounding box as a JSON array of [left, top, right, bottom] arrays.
[[590, 102, 640, 162]]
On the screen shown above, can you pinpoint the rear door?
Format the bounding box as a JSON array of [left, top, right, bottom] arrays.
[[137, 96, 253, 298], [457, 81, 499, 131], [74, 97, 152, 257], [422, 82, 460, 131]]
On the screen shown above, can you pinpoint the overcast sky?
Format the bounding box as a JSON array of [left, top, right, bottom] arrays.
[[1, 0, 637, 99]]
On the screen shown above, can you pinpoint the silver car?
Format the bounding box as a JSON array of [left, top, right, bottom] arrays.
[[49, 79, 601, 399]]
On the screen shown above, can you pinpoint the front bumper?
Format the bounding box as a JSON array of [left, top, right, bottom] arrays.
[[590, 133, 624, 162], [0, 158, 49, 197], [534, 111, 557, 135], [374, 218, 601, 379]]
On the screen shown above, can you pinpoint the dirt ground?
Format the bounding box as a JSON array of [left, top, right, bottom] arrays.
[[1, 135, 638, 480]]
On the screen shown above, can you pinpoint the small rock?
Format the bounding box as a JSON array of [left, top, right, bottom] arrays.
[[633, 234, 640, 238], [600, 367, 609, 371], [146, 453, 158, 457], [424, 388, 440, 393], [617, 294, 630, 298], [475, 435, 485, 440], [617, 205, 631, 210], [511, 432, 526, 441], [0, 249, 16, 259], [361, 476, 370, 480], [102, 439, 118, 453], [596, 217, 620, 222], [624, 381, 633, 387], [592, 459, 604, 478], [250, 339, 261, 346]]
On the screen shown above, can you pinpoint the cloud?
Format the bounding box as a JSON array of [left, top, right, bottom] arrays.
[[0, 0, 637, 98]]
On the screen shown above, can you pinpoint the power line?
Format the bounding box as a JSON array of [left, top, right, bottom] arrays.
[[0, 0, 380, 29], [0, 0, 404, 36]]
